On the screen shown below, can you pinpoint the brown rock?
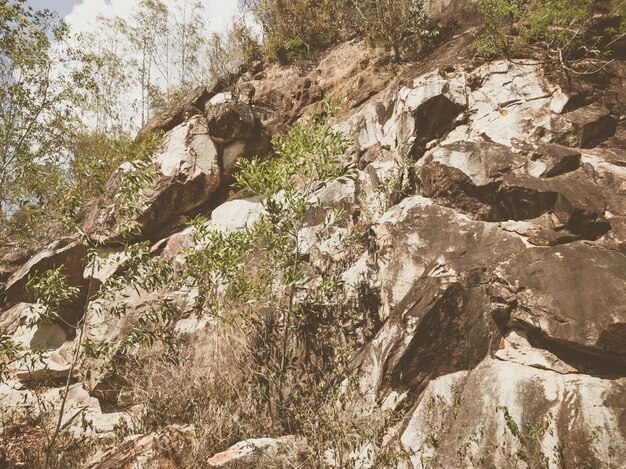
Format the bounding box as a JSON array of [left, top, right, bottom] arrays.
[[498, 245, 626, 361], [207, 436, 305, 468], [562, 103, 618, 148], [524, 142, 582, 177], [83, 116, 222, 241], [82, 425, 194, 469], [206, 100, 256, 144], [2, 239, 88, 308], [418, 142, 525, 219], [137, 84, 215, 139]]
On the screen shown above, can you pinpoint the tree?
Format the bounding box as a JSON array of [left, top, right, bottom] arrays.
[[185, 103, 356, 428], [0, 133, 168, 468], [127, 0, 169, 127], [206, 20, 260, 82], [76, 17, 138, 135], [0, 0, 77, 223]]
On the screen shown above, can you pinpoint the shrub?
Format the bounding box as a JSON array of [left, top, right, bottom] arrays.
[[473, 0, 626, 70], [357, 0, 432, 62], [113, 107, 395, 466], [247, 0, 435, 63], [249, 0, 340, 64]]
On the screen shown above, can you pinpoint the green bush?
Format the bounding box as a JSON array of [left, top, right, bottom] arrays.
[[357, 0, 432, 62], [248, 0, 434, 63], [251, 0, 341, 64], [473, 0, 626, 69]]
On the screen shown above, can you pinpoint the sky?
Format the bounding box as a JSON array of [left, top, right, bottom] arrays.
[[27, 0, 241, 35], [27, 0, 76, 17], [26, 0, 245, 131]]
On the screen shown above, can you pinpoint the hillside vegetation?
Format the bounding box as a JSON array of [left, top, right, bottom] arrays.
[[1, 1, 626, 468]]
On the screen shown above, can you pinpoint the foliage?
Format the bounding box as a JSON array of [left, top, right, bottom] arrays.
[[248, 0, 342, 64], [76, 0, 211, 130], [106, 132, 161, 239], [473, 0, 626, 70], [0, 1, 79, 227], [59, 131, 135, 227], [356, 0, 432, 62], [206, 20, 261, 84], [247, 0, 434, 63], [138, 107, 400, 466]]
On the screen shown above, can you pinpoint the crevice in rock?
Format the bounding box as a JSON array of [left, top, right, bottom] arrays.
[[506, 322, 626, 379]]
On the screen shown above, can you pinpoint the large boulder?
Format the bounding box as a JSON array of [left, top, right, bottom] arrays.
[[349, 192, 626, 465], [398, 359, 626, 468], [139, 115, 222, 233], [1, 239, 88, 309], [83, 115, 221, 241], [495, 245, 626, 363], [371, 196, 526, 318], [0, 302, 75, 383], [416, 140, 609, 240], [560, 103, 618, 148]]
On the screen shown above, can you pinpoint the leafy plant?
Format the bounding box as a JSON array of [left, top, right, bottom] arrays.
[[473, 0, 626, 72], [356, 0, 433, 62]]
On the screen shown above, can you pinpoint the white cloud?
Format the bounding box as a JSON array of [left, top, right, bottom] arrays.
[[65, 0, 239, 36]]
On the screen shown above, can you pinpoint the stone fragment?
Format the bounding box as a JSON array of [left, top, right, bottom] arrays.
[[83, 425, 194, 469], [207, 436, 305, 468]]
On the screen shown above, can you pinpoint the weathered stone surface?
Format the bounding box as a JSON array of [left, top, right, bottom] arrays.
[[561, 103, 618, 148], [4, 26, 626, 469], [85, 283, 197, 344], [522, 142, 582, 178], [339, 67, 466, 158], [425, 0, 479, 29], [398, 359, 626, 468], [137, 80, 225, 138], [497, 172, 607, 229], [83, 115, 222, 241], [0, 302, 75, 383], [372, 196, 526, 318], [496, 245, 626, 362], [494, 329, 577, 374], [417, 141, 526, 219], [0, 303, 74, 383], [141, 116, 222, 232], [415, 139, 608, 240], [0, 382, 123, 435], [352, 193, 625, 465], [82, 425, 194, 469], [210, 196, 264, 231], [206, 100, 256, 144], [2, 239, 88, 307], [206, 436, 305, 468]]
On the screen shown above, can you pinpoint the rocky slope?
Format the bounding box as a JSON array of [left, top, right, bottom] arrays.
[[1, 27, 626, 469]]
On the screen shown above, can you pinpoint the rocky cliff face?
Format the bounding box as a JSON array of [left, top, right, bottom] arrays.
[[1, 32, 625, 468]]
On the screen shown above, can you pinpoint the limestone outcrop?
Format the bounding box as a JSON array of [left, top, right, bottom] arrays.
[[1, 33, 625, 468]]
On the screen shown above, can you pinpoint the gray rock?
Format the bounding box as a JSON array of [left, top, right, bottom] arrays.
[[207, 436, 305, 468]]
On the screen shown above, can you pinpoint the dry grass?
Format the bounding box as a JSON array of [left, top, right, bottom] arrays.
[[120, 320, 285, 467]]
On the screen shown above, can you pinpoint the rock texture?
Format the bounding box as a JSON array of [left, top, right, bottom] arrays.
[[206, 436, 305, 468], [1, 34, 626, 468]]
